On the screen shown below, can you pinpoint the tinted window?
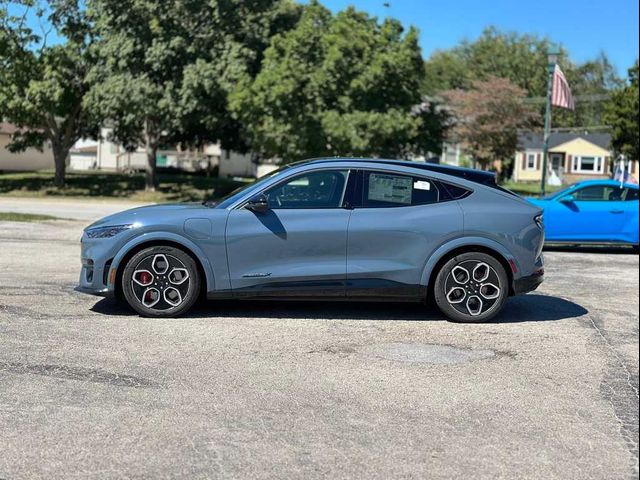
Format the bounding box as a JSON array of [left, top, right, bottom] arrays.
[[265, 170, 348, 209], [440, 182, 472, 200], [362, 171, 439, 207], [625, 188, 639, 201], [574, 185, 622, 201]]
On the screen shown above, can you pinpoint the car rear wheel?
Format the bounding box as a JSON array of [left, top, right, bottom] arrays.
[[434, 252, 509, 323], [122, 246, 200, 317]]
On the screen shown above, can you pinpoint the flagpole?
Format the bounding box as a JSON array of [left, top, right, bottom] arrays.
[[540, 44, 560, 196]]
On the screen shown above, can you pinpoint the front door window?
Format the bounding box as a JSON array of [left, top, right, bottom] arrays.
[[265, 170, 349, 209]]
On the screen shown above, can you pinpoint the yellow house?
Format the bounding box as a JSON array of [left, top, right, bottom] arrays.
[[512, 132, 638, 184]]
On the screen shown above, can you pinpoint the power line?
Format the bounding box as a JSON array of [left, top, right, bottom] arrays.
[[522, 93, 611, 105]]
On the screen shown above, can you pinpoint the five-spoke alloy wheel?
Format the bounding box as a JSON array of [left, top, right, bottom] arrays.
[[434, 252, 509, 323], [122, 246, 201, 317]]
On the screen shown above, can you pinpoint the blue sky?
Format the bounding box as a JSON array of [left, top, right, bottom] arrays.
[[320, 0, 639, 75], [13, 0, 639, 76]]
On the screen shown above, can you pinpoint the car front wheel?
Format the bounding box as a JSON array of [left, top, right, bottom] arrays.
[[122, 246, 201, 317], [434, 252, 509, 323]]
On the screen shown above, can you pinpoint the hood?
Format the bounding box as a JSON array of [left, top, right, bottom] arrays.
[[526, 197, 548, 208], [86, 203, 206, 230]]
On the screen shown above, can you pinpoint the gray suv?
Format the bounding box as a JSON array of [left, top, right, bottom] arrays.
[[77, 158, 545, 322]]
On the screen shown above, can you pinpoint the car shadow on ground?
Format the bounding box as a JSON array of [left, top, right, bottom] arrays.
[[544, 245, 637, 255], [90, 293, 587, 323]]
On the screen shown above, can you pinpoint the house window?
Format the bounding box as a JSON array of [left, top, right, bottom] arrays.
[[526, 153, 536, 170], [574, 156, 603, 174]]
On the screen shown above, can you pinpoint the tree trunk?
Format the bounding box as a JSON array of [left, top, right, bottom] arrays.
[[53, 145, 68, 188], [145, 146, 158, 191]]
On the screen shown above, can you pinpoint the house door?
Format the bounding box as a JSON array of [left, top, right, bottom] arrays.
[[550, 153, 564, 176]]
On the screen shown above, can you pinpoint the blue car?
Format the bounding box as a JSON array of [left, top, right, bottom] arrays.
[[528, 179, 639, 247], [78, 158, 545, 322]]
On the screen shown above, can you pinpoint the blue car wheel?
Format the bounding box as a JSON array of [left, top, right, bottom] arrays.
[[122, 246, 201, 317], [434, 252, 509, 323]]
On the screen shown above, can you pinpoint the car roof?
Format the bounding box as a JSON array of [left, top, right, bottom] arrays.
[[293, 157, 498, 187], [573, 179, 639, 189]]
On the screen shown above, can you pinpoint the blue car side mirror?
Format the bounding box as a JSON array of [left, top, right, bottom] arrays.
[[559, 194, 575, 204]]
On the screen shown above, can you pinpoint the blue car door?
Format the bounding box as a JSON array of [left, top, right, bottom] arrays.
[[225, 169, 352, 296], [621, 186, 639, 244], [547, 184, 628, 242], [345, 169, 463, 298]]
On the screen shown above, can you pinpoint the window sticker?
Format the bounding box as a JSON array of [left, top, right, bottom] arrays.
[[368, 173, 412, 204], [414, 180, 431, 191]]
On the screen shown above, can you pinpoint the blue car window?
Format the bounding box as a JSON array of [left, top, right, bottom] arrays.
[[265, 170, 349, 209], [362, 171, 440, 207], [624, 188, 639, 201], [573, 185, 621, 201]]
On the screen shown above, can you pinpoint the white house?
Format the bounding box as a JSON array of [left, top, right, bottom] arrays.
[[0, 122, 54, 171], [70, 127, 276, 178]]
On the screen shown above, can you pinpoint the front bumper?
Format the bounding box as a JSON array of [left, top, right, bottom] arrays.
[[77, 232, 125, 297], [513, 268, 544, 295], [74, 285, 113, 297]]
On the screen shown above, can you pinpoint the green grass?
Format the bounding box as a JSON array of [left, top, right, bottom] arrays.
[[0, 170, 561, 202], [500, 181, 562, 197], [0, 170, 245, 203], [0, 212, 63, 222]]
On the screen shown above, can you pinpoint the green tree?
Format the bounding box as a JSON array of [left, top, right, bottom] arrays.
[[87, 0, 300, 191], [424, 27, 555, 97], [424, 27, 621, 129], [443, 77, 540, 179], [0, 0, 99, 187], [604, 60, 639, 161], [231, 1, 446, 162]]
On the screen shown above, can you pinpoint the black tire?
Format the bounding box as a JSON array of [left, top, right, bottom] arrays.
[[122, 246, 201, 317], [434, 252, 509, 323]]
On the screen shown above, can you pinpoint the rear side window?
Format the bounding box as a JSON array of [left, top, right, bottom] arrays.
[[362, 171, 439, 207], [440, 182, 472, 200]]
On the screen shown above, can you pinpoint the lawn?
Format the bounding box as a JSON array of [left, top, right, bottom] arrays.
[[0, 170, 245, 203], [0, 212, 63, 222], [500, 181, 562, 197], [0, 170, 560, 202]]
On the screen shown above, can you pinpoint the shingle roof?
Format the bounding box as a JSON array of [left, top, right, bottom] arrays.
[[517, 131, 612, 151]]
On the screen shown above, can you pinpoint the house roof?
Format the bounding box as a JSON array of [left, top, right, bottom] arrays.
[[518, 131, 612, 151]]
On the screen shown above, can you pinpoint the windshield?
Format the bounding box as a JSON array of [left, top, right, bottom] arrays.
[[211, 165, 291, 209]]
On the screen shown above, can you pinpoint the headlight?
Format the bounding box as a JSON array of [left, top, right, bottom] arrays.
[[85, 224, 134, 239], [534, 214, 544, 230]]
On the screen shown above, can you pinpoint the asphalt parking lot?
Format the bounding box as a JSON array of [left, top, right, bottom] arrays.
[[0, 213, 638, 479]]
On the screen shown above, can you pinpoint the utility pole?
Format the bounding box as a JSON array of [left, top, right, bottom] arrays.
[[540, 44, 560, 196]]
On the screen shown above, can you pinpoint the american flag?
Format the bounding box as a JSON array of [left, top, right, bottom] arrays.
[[551, 65, 575, 110], [614, 159, 638, 185]]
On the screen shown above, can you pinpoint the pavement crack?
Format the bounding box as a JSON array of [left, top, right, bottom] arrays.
[[586, 314, 639, 476], [587, 315, 639, 399], [0, 361, 160, 389]]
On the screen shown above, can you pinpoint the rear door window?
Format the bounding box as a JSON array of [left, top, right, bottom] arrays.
[[362, 171, 439, 207]]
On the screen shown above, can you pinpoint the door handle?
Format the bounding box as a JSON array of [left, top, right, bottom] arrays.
[[609, 210, 624, 214]]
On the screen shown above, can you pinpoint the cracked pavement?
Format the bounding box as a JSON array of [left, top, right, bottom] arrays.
[[0, 218, 638, 479]]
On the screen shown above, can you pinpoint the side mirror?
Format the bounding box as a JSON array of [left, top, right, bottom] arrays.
[[559, 194, 575, 204], [245, 194, 269, 213]]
